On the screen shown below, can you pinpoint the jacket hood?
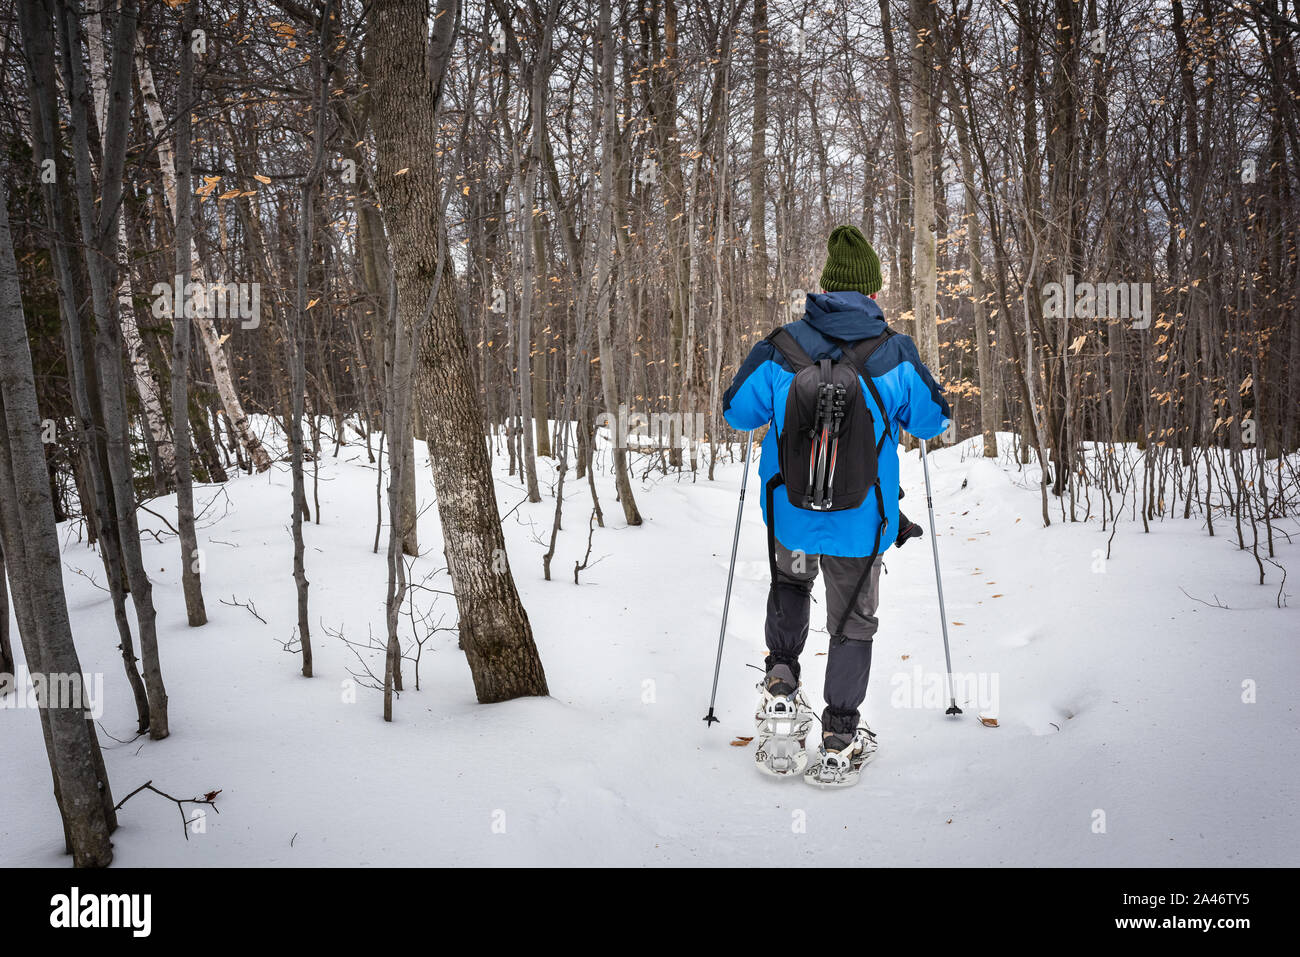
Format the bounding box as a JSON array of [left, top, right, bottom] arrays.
[[795, 289, 889, 343], [802, 290, 887, 342]]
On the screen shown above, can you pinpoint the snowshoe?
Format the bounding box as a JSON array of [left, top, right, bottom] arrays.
[[803, 722, 878, 788], [754, 667, 814, 777]]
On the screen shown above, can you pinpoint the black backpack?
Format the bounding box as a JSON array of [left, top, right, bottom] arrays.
[[765, 325, 894, 513], [762, 325, 896, 638]]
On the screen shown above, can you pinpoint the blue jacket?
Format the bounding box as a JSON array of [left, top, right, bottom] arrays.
[[722, 291, 951, 558]]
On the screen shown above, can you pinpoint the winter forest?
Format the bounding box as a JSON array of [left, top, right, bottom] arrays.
[[1, 0, 1297, 874]]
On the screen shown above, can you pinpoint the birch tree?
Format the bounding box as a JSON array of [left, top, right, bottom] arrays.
[[133, 32, 273, 474], [37, 0, 171, 737], [84, 4, 176, 492]]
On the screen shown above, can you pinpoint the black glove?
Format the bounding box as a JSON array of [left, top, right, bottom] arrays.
[[895, 510, 923, 548]]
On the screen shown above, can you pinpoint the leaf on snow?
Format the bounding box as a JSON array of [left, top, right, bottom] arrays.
[[730, 736, 753, 747]]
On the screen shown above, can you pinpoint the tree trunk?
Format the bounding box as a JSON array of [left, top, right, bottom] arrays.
[[909, 0, 940, 398], [287, 0, 335, 678], [134, 33, 272, 474], [515, 6, 557, 502], [20, 0, 152, 733], [0, 179, 116, 867], [170, 2, 207, 627], [879, 0, 913, 314], [596, 0, 643, 525], [947, 69, 997, 457], [84, 5, 175, 493], [369, 0, 548, 703], [0, 538, 12, 678], [53, 0, 170, 738], [750, 0, 770, 325]]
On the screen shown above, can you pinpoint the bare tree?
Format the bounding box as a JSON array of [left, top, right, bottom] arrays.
[[368, 0, 548, 702], [0, 180, 116, 867], [908, 0, 941, 429], [595, 0, 643, 526], [41, 0, 171, 738], [171, 0, 208, 627]]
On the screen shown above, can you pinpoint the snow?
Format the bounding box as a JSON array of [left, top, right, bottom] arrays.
[[2, 426, 1297, 866]]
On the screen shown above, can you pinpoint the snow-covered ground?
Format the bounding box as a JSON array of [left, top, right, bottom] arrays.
[[3, 427, 1297, 866]]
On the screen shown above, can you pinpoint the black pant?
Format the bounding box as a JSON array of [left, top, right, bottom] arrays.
[[765, 539, 882, 735]]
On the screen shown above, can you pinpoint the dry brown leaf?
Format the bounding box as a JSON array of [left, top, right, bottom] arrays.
[[730, 736, 753, 747], [979, 716, 999, 728], [253, 174, 272, 184]]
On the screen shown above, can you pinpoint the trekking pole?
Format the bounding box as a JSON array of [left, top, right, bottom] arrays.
[[704, 430, 754, 726], [920, 439, 963, 716]]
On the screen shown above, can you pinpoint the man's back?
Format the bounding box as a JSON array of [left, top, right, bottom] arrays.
[[722, 289, 950, 558]]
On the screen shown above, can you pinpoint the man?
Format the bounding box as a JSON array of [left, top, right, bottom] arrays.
[[722, 225, 951, 782]]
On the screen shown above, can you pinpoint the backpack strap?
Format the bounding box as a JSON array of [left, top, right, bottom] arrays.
[[765, 474, 784, 585], [837, 331, 895, 448], [765, 327, 814, 372], [831, 480, 888, 641], [761, 327, 813, 582], [829, 329, 897, 636], [836, 328, 895, 369]]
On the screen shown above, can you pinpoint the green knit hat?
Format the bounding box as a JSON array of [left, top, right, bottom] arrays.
[[819, 225, 882, 296]]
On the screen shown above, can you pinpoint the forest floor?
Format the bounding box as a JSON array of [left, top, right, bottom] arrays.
[[3, 425, 1297, 866]]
